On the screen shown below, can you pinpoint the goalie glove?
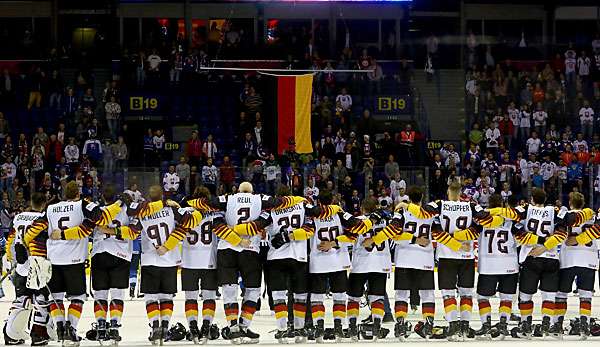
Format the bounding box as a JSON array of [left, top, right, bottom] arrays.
[[270, 231, 291, 249], [14, 243, 28, 264], [27, 256, 52, 290]]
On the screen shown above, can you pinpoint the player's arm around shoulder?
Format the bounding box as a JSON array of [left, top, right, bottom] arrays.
[[212, 217, 245, 247], [571, 221, 600, 245], [233, 211, 272, 237], [341, 211, 373, 235], [266, 195, 306, 211], [174, 206, 204, 229], [51, 219, 95, 240], [431, 217, 468, 252], [82, 199, 122, 226], [453, 224, 483, 241], [487, 204, 526, 222], [401, 200, 440, 219], [306, 204, 342, 219]]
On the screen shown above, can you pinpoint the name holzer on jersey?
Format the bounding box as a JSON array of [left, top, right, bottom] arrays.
[[52, 204, 74, 213]]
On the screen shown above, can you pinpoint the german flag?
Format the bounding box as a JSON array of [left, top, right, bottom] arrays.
[[267, 74, 314, 155]]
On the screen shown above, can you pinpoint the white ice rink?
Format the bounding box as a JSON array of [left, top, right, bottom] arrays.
[[2, 278, 600, 347]]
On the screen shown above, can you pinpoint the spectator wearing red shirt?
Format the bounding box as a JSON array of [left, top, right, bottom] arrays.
[[551, 53, 564, 74], [45, 134, 63, 169], [589, 147, 600, 165], [560, 144, 577, 165], [532, 82, 545, 104], [498, 114, 513, 149], [576, 148, 590, 164], [396, 124, 415, 166], [219, 155, 235, 192], [186, 130, 202, 168]]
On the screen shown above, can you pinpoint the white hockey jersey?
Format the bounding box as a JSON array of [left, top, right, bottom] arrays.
[[11, 211, 43, 276], [181, 209, 220, 269], [221, 193, 264, 253], [560, 213, 598, 270], [477, 219, 519, 274], [139, 207, 180, 267], [437, 200, 474, 260], [519, 205, 558, 262], [267, 203, 307, 262], [351, 218, 391, 273], [309, 213, 351, 273], [395, 210, 435, 271], [91, 207, 132, 261], [46, 200, 87, 265]]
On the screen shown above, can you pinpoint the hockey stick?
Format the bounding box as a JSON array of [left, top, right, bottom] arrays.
[[0, 264, 16, 285]]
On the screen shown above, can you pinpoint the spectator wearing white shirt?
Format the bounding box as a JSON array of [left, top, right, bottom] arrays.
[[475, 170, 491, 189], [334, 130, 346, 154], [540, 156, 557, 182], [476, 181, 495, 208], [500, 182, 512, 204], [519, 105, 531, 141], [253, 121, 264, 145], [202, 134, 218, 160], [316, 156, 331, 182], [153, 129, 165, 162], [1, 157, 16, 198], [565, 48, 577, 87], [507, 102, 520, 139], [64, 137, 80, 166], [577, 50, 591, 96], [163, 165, 180, 198], [579, 100, 595, 139], [147, 49, 161, 72], [124, 183, 144, 203], [518, 152, 529, 186], [201, 157, 219, 194], [485, 123, 501, 154], [572, 133, 588, 153], [264, 155, 281, 195], [378, 194, 393, 208], [335, 88, 352, 113], [389, 173, 406, 202], [303, 177, 319, 203], [105, 96, 122, 141], [532, 103, 548, 137], [440, 143, 460, 168], [526, 132, 541, 155], [394, 187, 409, 205]]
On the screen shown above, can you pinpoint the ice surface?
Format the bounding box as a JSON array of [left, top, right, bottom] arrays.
[[2, 277, 599, 346]]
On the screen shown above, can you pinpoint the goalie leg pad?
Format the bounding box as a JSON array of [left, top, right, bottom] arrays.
[[27, 257, 52, 290], [6, 306, 33, 341]]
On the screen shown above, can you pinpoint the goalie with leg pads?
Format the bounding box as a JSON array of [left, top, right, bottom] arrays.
[[4, 193, 53, 347]]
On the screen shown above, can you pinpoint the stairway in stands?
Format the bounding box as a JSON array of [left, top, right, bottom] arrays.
[[413, 69, 465, 143], [61, 66, 112, 114]]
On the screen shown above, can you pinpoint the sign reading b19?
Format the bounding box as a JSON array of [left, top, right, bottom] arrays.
[[129, 96, 158, 111], [374, 95, 412, 115]]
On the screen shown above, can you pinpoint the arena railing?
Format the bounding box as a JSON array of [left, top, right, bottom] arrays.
[[76, 164, 433, 205]]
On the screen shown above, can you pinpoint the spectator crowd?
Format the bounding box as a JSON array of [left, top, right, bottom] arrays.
[[464, 37, 600, 208]]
